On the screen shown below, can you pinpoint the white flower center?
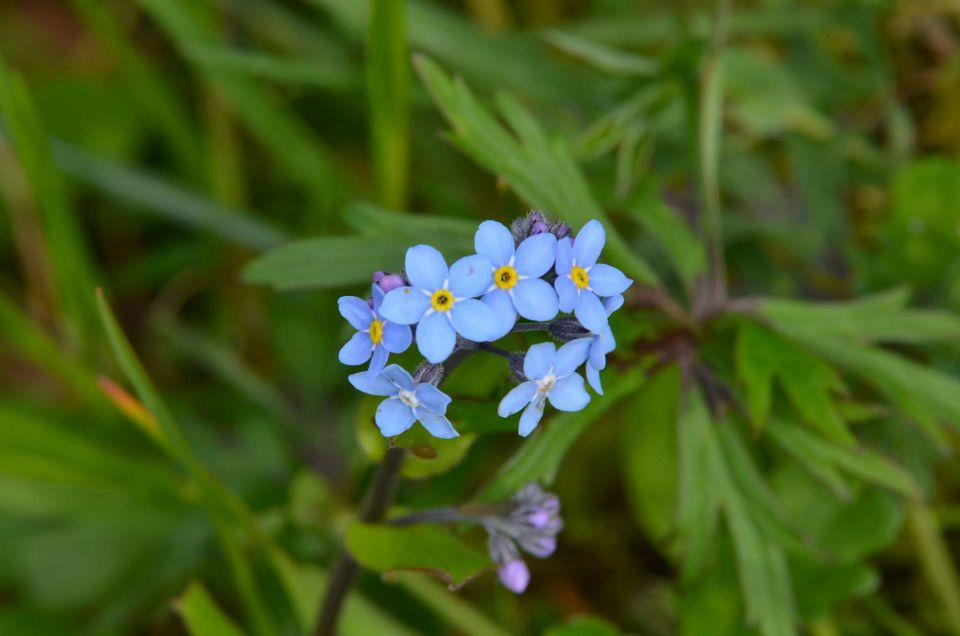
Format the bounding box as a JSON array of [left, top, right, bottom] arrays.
[[398, 389, 419, 408], [536, 374, 557, 394]]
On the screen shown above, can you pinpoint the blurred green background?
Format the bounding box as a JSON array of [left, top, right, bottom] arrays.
[[2, 0, 960, 634]]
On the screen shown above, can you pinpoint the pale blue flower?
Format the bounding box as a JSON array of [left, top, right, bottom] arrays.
[[554, 220, 633, 334], [498, 340, 592, 437], [585, 294, 624, 395], [338, 284, 412, 377], [349, 364, 458, 439], [475, 220, 559, 337], [380, 245, 501, 363]]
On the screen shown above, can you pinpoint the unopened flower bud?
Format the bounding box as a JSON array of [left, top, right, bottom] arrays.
[[530, 220, 550, 235], [498, 559, 530, 594], [527, 509, 551, 529], [519, 534, 556, 559], [549, 317, 590, 342], [373, 271, 406, 293], [550, 221, 571, 239]]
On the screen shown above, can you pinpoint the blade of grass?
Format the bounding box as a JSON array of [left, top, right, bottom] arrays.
[[367, 0, 410, 210]]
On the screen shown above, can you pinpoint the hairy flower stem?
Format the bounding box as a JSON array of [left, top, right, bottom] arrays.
[[510, 321, 552, 333], [316, 445, 406, 636], [479, 342, 512, 358]]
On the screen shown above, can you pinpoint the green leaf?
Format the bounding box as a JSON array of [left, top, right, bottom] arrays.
[[790, 558, 878, 620], [184, 45, 359, 91], [544, 615, 623, 636], [627, 191, 707, 289], [343, 202, 476, 255], [413, 55, 657, 285], [478, 366, 646, 502], [542, 30, 658, 76], [736, 321, 853, 445], [393, 573, 510, 636], [345, 523, 492, 588], [367, 0, 409, 209], [176, 582, 245, 636]]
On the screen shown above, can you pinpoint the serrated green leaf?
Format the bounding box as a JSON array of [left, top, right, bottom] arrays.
[[345, 523, 492, 588]]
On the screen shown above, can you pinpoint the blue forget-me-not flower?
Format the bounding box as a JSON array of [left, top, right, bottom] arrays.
[[498, 340, 592, 437], [338, 284, 412, 377], [584, 294, 624, 395], [349, 364, 459, 439], [380, 245, 500, 363], [475, 220, 559, 338], [555, 220, 633, 334]]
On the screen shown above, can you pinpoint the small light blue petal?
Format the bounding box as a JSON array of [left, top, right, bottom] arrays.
[[555, 237, 573, 275], [523, 342, 556, 380], [415, 383, 452, 414], [554, 338, 591, 377], [380, 321, 412, 354], [349, 370, 396, 396], [512, 278, 559, 322], [573, 220, 606, 267], [416, 312, 457, 363], [380, 364, 415, 391], [474, 220, 514, 266], [575, 291, 609, 334], [338, 332, 373, 365], [588, 335, 607, 370], [587, 264, 632, 297], [482, 289, 517, 339], [449, 298, 500, 342], [405, 244, 448, 290], [604, 294, 625, 315], [498, 381, 538, 417], [371, 284, 385, 311], [548, 373, 591, 411], [415, 407, 459, 439], [368, 345, 389, 377], [600, 327, 616, 355], [380, 287, 430, 325], [518, 395, 547, 437], [338, 296, 373, 330], [586, 363, 604, 395], [514, 232, 557, 278], [448, 254, 493, 299], [555, 275, 578, 313], [375, 397, 416, 436]]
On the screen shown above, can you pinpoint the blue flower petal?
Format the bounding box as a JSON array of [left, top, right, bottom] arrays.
[[415, 407, 459, 439], [512, 278, 559, 321], [474, 220, 514, 267], [518, 395, 547, 437], [555, 275, 578, 313], [514, 232, 557, 278], [575, 291, 609, 334], [338, 296, 373, 330], [338, 332, 373, 365], [554, 338, 591, 377], [380, 287, 430, 325], [548, 373, 590, 411], [573, 220, 606, 267], [375, 397, 416, 436], [415, 383, 452, 414], [587, 264, 632, 297], [449, 298, 500, 342], [586, 363, 604, 395], [604, 294, 625, 315], [381, 364, 415, 391], [482, 289, 517, 338], [371, 284, 385, 311], [381, 321, 412, 354], [523, 342, 556, 380], [498, 381, 538, 417], [448, 254, 493, 299], [555, 237, 573, 275], [368, 345, 389, 377], [405, 244, 448, 290], [416, 312, 457, 363], [349, 370, 396, 396]]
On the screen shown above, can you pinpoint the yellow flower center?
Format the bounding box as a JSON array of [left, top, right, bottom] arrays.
[[493, 265, 518, 290], [430, 289, 454, 312], [571, 265, 590, 289], [369, 319, 383, 345]]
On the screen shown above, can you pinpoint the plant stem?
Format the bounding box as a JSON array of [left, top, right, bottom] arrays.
[[907, 500, 960, 635], [316, 445, 407, 636], [510, 321, 552, 333], [478, 342, 512, 358]]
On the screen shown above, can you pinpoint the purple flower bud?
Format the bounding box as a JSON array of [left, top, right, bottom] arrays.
[[522, 535, 556, 558], [550, 221, 571, 239], [542, 495, 560, 514], [530, 221, 550, 235], [373, 271, 406, 293], [527, 509, 551, 529], [498, 559, 530, 594]]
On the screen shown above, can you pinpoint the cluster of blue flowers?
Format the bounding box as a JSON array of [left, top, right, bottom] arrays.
[[338, 213, 632, 439]]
